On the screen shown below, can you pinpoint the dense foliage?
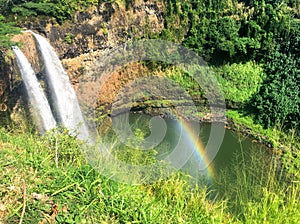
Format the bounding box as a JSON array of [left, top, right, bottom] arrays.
[[251, 18, 300, 129], [0, 0, 98, 23], [160, 0, 300, 130], [251, 50, 300, 129], [161, 0, 298, 63], [214, 61, 265, 106]]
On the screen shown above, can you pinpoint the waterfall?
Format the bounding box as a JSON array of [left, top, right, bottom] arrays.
[[12, 46, 57, 133], [32, 32, 90, 141]]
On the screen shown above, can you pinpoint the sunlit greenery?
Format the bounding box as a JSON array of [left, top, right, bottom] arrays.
[[0, 128, 299, 223], [0, 0, 99, 23], [214, 61, 265, 106], [159, 0, 299, 131], [1, 0, 300, 223], [0, 15, 20, 51]]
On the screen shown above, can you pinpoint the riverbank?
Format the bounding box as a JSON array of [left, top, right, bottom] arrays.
[[225, 109, 300, 182], [104, 102, 289, 151], [225, 110, 277, 148]]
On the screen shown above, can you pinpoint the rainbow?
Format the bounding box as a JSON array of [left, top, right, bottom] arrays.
[[175, 119, 215, 179]]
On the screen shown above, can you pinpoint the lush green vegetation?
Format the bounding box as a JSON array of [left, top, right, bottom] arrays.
[[0, 15, 20, 52], [1, 0, 300, 223], [250, 50, 300, 129], [0, 128, 226, 223], [159, 0, 300, 129], [227, 110, 300, 181], [213, 61, 265, 106], [0, 0, 98, 23], [0, 128, 299, 223]]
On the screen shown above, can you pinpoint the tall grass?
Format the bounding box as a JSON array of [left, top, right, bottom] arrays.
[[212, 133, 300, 223], [0, 127, 299, 223], [0, 128, 228, 223]]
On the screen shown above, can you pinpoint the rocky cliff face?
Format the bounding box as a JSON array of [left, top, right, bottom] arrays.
[[0, 0, 166, 128], [25, 1, 165, 59]]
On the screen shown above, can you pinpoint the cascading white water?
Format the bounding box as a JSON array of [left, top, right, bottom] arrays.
[[32, 32, 90, 141], [12, 46, 57, 133]]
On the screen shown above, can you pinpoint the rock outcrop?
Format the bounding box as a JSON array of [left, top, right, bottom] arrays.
[[25, 1, 165, 59], [1, 0, 166, 127]]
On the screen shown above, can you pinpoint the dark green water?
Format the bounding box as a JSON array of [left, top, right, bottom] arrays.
[[109, 113, 270, 183]]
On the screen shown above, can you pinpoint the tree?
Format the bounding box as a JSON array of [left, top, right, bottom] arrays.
[[250, 51, 300, 129]]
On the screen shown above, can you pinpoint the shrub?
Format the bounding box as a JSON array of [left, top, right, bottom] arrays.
[[214, 61, 265, 105]]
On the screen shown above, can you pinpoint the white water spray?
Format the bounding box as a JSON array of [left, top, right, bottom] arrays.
[[31, 32, 90, 141], [12, 46, 57, 133]]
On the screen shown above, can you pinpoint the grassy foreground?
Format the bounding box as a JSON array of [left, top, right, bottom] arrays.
[[0, 128, 299, 223]]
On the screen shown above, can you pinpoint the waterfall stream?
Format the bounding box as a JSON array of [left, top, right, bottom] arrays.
[[32, 32, 90, 141], [13, 46, 57, 133], [13, 32, 90, 141]]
